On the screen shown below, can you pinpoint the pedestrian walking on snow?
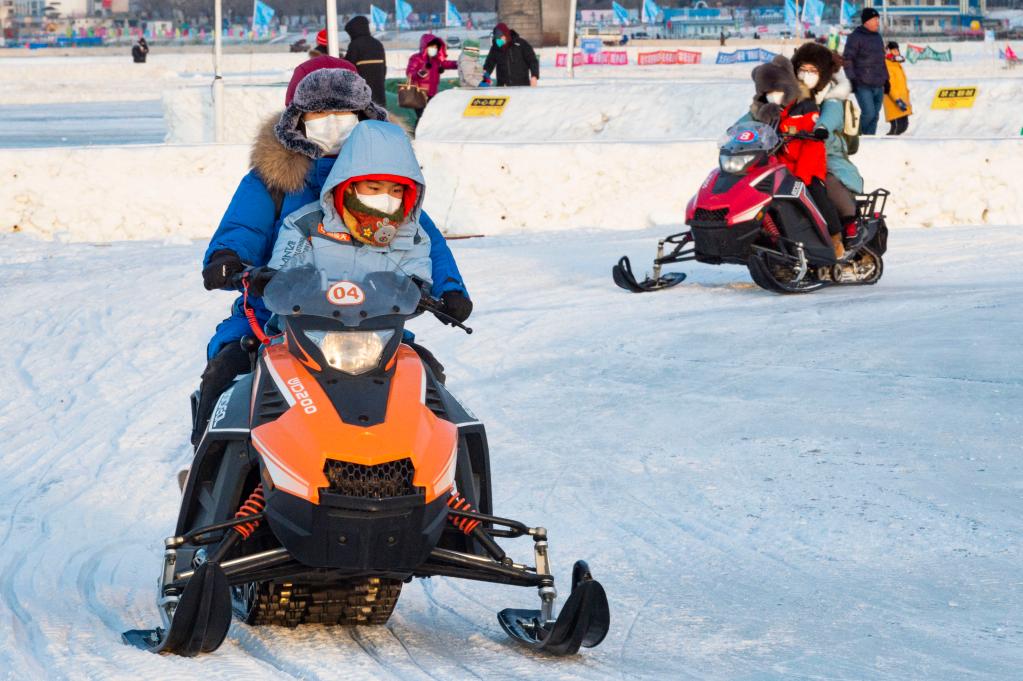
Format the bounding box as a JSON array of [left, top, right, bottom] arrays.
[[481, 23, 539, 87], [132, 37, 149, 63], [344, 16, 388, 107], [884, 41, 912, 136], [406, 34, 457, 123], [842, 8, 889, 135]]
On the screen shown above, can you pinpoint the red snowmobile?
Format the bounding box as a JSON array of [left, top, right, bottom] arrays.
[[122, 261, 609, 657], [613, 122, 888, 293]]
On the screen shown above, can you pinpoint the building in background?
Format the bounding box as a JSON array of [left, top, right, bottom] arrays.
[[662, 6, 739, 38], [867, 0, 987, 33]]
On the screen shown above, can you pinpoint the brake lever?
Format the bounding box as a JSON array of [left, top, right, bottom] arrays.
[[419, 298, 473, 335]]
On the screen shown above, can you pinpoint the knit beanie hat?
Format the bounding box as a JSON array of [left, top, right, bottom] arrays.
[[861, 7, 879, 23], [276, 60, 389, 158]]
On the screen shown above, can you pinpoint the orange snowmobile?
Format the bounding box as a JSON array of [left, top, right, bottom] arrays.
[[123, 262, 609, 657]]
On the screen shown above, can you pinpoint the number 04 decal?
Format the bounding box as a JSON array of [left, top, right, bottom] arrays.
[[326, 281, 365, 306]]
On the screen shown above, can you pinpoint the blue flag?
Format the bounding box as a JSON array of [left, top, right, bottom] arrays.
[[841, 0, 858, 26], [445, 0, 464, 27], [612, 1, 630, 25], [784, 0, 797, 26], [396, 0, 413, 28], [370, 5, 388, 30], [252, 0, 275, 31], [641, 0, 661, 23], [801, 0, 825, 26]]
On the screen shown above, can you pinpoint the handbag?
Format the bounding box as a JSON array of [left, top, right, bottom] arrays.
[[398, 79, 428, 109], [842, 98, 861, 155]]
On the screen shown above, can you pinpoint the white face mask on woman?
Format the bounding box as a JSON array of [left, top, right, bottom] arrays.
[[766, 91, 785, 105], [356, 190, 404, 215], [304, 113, 358, 155], [426, 45, 439, 58], [797, 70, 820, 89]]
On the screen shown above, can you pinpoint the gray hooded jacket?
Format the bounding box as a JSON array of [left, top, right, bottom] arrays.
[[269, 120, 432, 284]]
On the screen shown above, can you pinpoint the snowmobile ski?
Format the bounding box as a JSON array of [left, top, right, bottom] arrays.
[[122, 561, 233, 656], [498, 560, 610, 655], [612, 256, 687, 293]]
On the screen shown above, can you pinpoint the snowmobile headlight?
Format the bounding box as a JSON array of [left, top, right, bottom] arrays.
[[304, 330, 394, 375], [719, 153, 756, 175]]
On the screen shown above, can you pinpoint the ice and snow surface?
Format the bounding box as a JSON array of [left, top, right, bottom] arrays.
[[0, 226, 1021, 679], [1, 41, 1022, 679]]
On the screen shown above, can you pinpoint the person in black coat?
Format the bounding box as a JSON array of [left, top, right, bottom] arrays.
[[131, 37, 149, 64], [481, 23, 539, 87], [344, 16, 387, 107], [843, 8, 889, 135]]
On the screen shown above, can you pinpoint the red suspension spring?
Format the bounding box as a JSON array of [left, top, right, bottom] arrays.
[[762, 212, 781, 242], [233, 483, 265, 539], [446, 492, 481, 535]]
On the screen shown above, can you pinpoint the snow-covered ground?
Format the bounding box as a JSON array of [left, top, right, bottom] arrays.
[[0, 224, 1020, 679]]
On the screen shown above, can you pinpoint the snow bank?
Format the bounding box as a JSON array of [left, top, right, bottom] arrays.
[[163, 85, 286, 144], [419, 78, 1023, 141], [416, 137, 1023, 233], [2, 136, 1020, 241], [0, 144, 249, 241]]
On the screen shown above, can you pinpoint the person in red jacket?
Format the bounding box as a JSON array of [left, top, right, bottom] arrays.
[[405, 34, 457, 124], [749, 55, 845, 258]]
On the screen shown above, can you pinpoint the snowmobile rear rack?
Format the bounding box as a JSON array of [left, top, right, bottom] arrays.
[[613, 231, 694, 293]]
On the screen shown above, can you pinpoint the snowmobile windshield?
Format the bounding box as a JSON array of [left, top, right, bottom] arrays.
[[718, 123, 779, 154], [261, 258, 422, 326]]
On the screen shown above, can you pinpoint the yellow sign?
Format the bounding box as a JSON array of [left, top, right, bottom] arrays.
[[463, 96, 509, 117], [931, 86, 978, 110]]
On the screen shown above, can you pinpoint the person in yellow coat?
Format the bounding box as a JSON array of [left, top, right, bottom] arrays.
[[884, 41, 912, 135]]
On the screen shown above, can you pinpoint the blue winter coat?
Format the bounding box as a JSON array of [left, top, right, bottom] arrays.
[[842, 26, 889, 89], [814, 74, 864, 194], [203, 120, 468, 359]]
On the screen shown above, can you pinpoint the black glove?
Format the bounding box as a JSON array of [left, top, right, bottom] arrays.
[[754, 101, 782, 128], [202, 249, 244, 291], [884, 81, 891, 95], [812, 128, 829, 140], [245, 267, 278, 298], [439, 290, 473, 324], [895, 98, 908, 112]]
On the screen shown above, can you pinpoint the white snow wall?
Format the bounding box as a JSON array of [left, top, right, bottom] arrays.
[[2, 138, 1021, 241]]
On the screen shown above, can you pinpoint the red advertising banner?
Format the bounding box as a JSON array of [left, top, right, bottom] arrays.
[[636, 50, 702, 66], [555, 51, 630, 67]]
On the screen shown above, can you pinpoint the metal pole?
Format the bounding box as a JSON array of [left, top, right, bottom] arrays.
[[213, 0, 224, 143], [566, 0, 578, 78], [325, 0, 339, 57]]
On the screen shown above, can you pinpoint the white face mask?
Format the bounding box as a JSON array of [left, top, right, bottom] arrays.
[[798, 71, 819, 89], [356, 190, 404, 215], [766, 91, 785, 105], [304, 113, 358, 155], [426, 45, 439, 57]]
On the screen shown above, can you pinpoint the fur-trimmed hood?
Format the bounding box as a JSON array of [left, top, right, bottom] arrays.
[[816, 70, 853, 105], [251, 114, 312, 195], [250, 111, 413, 196]]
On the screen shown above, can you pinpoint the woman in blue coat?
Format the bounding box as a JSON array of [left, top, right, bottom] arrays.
[[193, 59, 472, 446]]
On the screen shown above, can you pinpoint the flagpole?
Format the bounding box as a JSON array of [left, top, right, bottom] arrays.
[[567, 0, 577, 79], [214, 0, 224, 143], [325, 0, 339, 56]]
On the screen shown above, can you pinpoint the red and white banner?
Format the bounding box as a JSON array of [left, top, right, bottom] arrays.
[[555, 51, 629, 67], [636, 50, 702, 66]]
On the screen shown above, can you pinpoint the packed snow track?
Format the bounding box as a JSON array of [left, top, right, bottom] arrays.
[[0, 226, 1020, 680]]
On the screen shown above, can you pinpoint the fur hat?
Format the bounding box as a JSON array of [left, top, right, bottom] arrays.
[[751, 55, 800, 104], [791, 42, 841, 94], [275, 67, 389, 159]]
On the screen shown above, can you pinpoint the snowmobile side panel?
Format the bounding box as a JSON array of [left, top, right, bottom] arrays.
[[207, 373, 254, 435], [177, 440, 256, 538]]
